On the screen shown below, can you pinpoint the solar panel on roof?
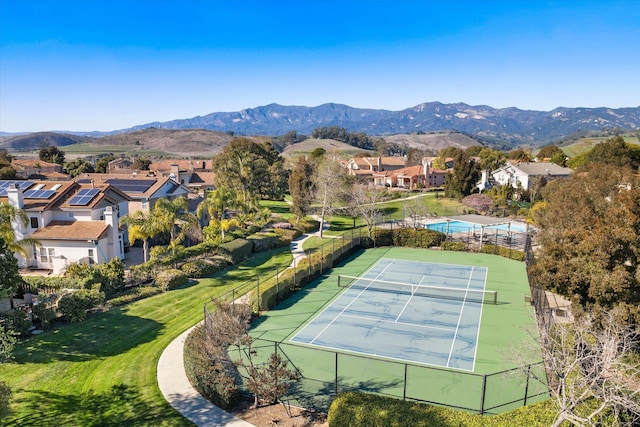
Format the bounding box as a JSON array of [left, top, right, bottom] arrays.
[[68, 188, 101, 206], [105, 179, 155, 192], [24, 189, 56, 199], [0, 180, 34, 196]]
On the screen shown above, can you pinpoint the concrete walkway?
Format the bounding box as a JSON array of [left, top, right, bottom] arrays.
[[157, 218, 329, 426]]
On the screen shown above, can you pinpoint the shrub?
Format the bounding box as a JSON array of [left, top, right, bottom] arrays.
[[57, 289, 105, 323], [218, 238, 254, 264], [327, 392, 558, 427], [248, 232, 285, 253], [295, 218, 319, 233], [31, 304, 56, 330], [272, 228, 302, 244], [107, 286, 163, 307], [442, 241, 467, 252], [481, 244, 526, 261], [155, 269, 189, 291], [183, 324, 239, 409], [392, 228, 445, 248], [180, 258, 227, 278], [21, 276, 84, 293], [0, 310, 32, 337]]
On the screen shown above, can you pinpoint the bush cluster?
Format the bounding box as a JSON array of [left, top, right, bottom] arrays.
[[57, 288, 105, 323], [155, 269, 189, 291], [107, 286, 163, 308], [480, 244, 526, 261], [327, 392, 557, 427], [294, 218, 320, 233], [183, 324, 239, 409], [180, 258, 228, 278], [248, 232, 286, 253], [218, 238, 254, 264], [272, 227, 302, 244], [0, 310, 32, 337], [442, 242, 468, 252], [366, 228, 446, 249]]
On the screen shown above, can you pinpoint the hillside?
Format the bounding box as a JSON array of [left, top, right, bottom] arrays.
[[383, 132, 481, 153], [88, 128, 235, 157], [0, 132, 89, 150], [282, 138, 372, 159]]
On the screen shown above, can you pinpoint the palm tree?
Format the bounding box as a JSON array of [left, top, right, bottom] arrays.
[[0, 202, 41, 259], [154, 197, 198, 258], [119, 210, 165, 263], [196, 188, 238, 222]]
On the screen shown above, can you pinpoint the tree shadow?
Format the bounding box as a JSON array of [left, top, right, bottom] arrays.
[[12, 308, 163, 364], [4, 384, 185, 426]]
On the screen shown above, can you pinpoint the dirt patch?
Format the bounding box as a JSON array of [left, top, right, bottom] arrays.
[[230, 399, 328, 427]]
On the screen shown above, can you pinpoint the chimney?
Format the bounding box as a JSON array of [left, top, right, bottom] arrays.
[[170, 163, 180, 177], [7, 184, 24, 209], [104, 206, 120, 260], [377, 156, 382, 171]]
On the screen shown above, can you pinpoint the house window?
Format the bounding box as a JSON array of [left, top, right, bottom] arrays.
[[141, 200, 148, 210], [30, 217, 38, 228], [40, 247, 48, 263], [88, 249, 95, 263], [48, 248, 55, 261]]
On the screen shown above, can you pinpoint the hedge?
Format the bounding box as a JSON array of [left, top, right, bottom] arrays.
[[183, 324, 239, 409], [57, 288, 105, 323], [272, 228, 302, 244], [21, 276, 85, 294], [218, 238, 254, 264], [327, 392, 558, 427], [248, 232, 286, 253], [481, 244, 526, 261], [155, 269, 189, 291], [180, 257, 228, 278], [366, 229, 446, 249], [442, 241, 467, 252], [295, 218, 320, 233]]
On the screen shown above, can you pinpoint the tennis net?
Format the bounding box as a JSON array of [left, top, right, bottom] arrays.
[[338, 274, 497, 304]]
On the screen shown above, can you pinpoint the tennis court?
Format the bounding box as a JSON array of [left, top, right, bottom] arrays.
[[291, 258, 490, 371], [244, 247, 548, 414]]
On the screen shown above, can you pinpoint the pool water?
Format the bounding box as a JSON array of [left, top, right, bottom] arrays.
[[425, 220, 528, 234]]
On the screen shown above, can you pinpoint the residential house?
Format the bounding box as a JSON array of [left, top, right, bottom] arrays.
[[11, 159, 69, 180], [150, 159, 216, 195], [74, 173, 193, 213], [1, 179, 130, 274], [107, 158, 137, 174], [345, 156, 407, 185], [490, 161, 573, 191]]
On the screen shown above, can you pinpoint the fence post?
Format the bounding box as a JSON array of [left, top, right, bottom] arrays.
[[524, 364, 531, 406], [256, 278, 260, 312], [403, 364, 408, 400], [335, 352, 339, 397], [480, 374, 487, 415]]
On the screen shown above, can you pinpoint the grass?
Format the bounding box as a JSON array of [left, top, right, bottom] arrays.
[[0, 247, 292, 426], [61, 143, 175, 158]]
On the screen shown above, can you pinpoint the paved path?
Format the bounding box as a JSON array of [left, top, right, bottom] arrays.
[[157, 218, 329, 426]]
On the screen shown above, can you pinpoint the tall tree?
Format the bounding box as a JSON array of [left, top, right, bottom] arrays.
[[153, 197, 197, 259], [212, 138, 287, 211], [443, 149, 481, 199], [38, 145, 65, 164], [478, 148, 507, 172], [584, 136, 640, 169], [288, 157, 316, 221], [313, 160, 348, 238], [348, 185, 386, 238], [197, 188, 238, 222], [531, 163, 640, 323], [64, 159, 95, 177], [95, 155, 116, 173]]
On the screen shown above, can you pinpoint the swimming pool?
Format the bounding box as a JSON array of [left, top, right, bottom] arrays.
[[425, 220, 528, 234]]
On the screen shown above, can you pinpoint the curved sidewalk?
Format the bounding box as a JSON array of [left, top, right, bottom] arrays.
[[157, 220, 328, 426], [157, 326, 255, 427]]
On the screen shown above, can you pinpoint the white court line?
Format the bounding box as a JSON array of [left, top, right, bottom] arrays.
[[446, 266, 474, 367], [309, 260, 395, 345], [288, 257, 392, 342], [341, 313, 456, 333], [394, 275, 425, 322], [470, 267, 489, 372]]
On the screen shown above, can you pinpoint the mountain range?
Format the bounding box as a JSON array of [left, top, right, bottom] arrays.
[[130, 102, 640, 144]]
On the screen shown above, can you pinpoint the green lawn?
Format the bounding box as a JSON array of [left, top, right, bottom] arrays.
[[0, 248, 292, 426]]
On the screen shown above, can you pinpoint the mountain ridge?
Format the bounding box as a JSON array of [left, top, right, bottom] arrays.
[[127, 102, 640, 145]]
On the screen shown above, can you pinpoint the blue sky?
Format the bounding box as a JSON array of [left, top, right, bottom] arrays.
[[1, 0, 639, 132]]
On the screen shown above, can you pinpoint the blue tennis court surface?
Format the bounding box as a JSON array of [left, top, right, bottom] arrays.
[[290, 258, 489, 371]]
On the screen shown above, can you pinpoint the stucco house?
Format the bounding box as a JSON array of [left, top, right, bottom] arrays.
[[1, 179, 130, 274], [490, 162, 573, 190], [149, 159, 215, 195]]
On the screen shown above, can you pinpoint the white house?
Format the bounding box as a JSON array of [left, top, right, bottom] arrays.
[[490, 162, 573, 191], [1, 179, 130, 274]]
